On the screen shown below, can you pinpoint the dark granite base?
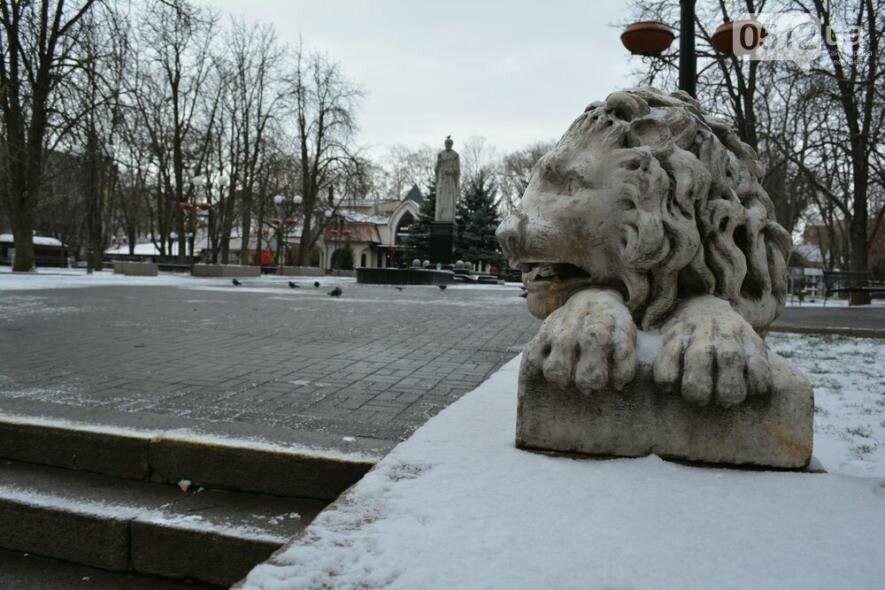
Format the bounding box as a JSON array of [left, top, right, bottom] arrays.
[[356, 268, 454, 285]]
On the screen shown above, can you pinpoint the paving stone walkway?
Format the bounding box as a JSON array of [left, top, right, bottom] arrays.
[[0, 276, 539, 443], [3, 272, 881, 446]]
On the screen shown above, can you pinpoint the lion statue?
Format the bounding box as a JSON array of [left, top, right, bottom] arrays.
[[496, 87, 792, 409]]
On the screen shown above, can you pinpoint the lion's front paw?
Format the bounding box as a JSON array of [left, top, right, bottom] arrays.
[[524, 289, 637, 393], [653, 300, 771, 407]]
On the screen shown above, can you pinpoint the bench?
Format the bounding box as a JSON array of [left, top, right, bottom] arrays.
[[822, 271, 885, 304]]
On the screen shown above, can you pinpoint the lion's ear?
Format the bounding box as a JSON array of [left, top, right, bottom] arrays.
[[603, 92, 649, 121], [627, 117, 674, 158]]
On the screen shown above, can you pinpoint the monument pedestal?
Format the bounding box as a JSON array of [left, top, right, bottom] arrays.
[[430, 222, 455, 265], [516, 352, 814, 469]]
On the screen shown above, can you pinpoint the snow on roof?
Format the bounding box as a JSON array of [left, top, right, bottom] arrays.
[[105, 242, 169, 256], [339, 209, 390, 224], [0, 233, 64, 247], [325, 223, 381, 244]]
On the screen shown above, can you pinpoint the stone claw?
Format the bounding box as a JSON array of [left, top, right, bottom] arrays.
[[524, 289, 637, 393], [653, 297, 771, 408]]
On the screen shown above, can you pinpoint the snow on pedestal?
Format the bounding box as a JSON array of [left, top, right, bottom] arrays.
[[239, 356, 885, 590]]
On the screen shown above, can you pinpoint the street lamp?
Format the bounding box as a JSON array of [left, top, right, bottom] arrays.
[[324, 209, 351, 271], [272, 194, 303, 273], [187, 172, 231, 262], [324, 209, 336, 270], [621, 0, 764, 97]]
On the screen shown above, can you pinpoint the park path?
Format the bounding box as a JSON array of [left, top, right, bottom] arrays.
[[0, 276, 539, 446]]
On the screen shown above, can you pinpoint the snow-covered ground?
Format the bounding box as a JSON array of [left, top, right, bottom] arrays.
[[768, 332, 885, 477], [0, 268, 524, 318], [2, 268, 881, 476], [241, 354, 885, 590], [0, 267, 356, 292], [785, 298, 885, 307]]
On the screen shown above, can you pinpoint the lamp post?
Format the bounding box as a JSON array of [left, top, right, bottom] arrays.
[[324, 209, 337, 270], [678, 0, 697, 97], [169, 231, 178, 260], [620, 0, 763, 97], [188, 172, 230, 262], [272, 194, 303, 274]]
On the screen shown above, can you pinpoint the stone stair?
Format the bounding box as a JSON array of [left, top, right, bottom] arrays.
[[0, 399, 391, 587]]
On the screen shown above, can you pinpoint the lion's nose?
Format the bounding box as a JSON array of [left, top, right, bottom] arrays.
[[496, 213, 522, 262]]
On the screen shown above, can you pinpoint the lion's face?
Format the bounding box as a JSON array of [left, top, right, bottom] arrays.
[[497, 139, 671, 320], [497, 87, 791, 331]]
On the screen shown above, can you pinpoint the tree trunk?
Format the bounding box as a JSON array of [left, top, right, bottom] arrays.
[[240, 191, 252, 265], [128, 224, 136, 256], [11, 222, 35, 271], [849, 174, 871, 306], [9, 167, 38, 271]]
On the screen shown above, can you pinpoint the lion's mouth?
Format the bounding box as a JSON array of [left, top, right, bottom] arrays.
[[520, 263, 592, 289]]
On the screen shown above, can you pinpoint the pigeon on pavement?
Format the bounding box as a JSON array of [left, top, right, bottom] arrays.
[[288, 281, 300, 289], [328, 287, 343, 297], [232, 279, 241, 287]]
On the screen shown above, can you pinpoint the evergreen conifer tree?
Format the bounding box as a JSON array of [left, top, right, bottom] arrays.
[[454, 169, 505, 271], [402, 179, 436, 263]]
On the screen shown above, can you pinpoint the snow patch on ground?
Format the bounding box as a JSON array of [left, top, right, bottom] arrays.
[[0, 413, 384, 463], [0, 294, 82, 321], [767, 332, 885, 477], [241, 354, 885, 590], [0, 268, 355, 292], [785, 298, 885, 308]]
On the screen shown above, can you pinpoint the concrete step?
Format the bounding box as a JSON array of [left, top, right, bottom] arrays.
[[0, 459, 327, 587], [0, 398, 391, 500], [0, 547, 210, 589]]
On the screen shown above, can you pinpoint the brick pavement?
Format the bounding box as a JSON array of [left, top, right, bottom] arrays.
[[0, 277, 539, 443]]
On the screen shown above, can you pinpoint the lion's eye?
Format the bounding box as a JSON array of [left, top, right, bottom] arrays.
[[543, 161, 562, 183], [559, 172, 588, 194], [621, 158, 643, 171]]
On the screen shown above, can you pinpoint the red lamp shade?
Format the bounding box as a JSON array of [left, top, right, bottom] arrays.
[[285, 218, 297, 226], [621, 21, 675, 56], [711, 20, 766, 55], [270, 218, 281, 226], [197, 202, 210, 211]]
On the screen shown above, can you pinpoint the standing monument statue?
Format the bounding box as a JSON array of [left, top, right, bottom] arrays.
[[434, 136, 460, 222], [496, 87, 813, 469], [429, 136, 459, 264]]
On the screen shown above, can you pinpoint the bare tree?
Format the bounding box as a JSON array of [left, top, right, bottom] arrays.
[[498, 140, 555, 214], [133, 0, 216, 261], [796, 0, 883, 302], [287, 48, 363, 266], [0, 0, 96, 270], [375, 144, 437, 199], [216, 19, 283, 263], [459, 136, 498, 185], [626, 0, 885, 297]]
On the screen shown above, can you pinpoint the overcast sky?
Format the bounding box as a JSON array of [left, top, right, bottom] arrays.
[[204, 0, 636, 156]]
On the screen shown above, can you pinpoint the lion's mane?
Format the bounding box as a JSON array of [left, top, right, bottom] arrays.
[[544, 87, 791, 330]]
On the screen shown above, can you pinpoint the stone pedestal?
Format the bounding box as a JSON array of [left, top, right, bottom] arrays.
[[113, 261, 159, 276], [191, 264, 261, 278], [279, 266, 323, 277], [516, 352, 814, 469], [356, 268, 453, 285], [430, 222, 455, 265]]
